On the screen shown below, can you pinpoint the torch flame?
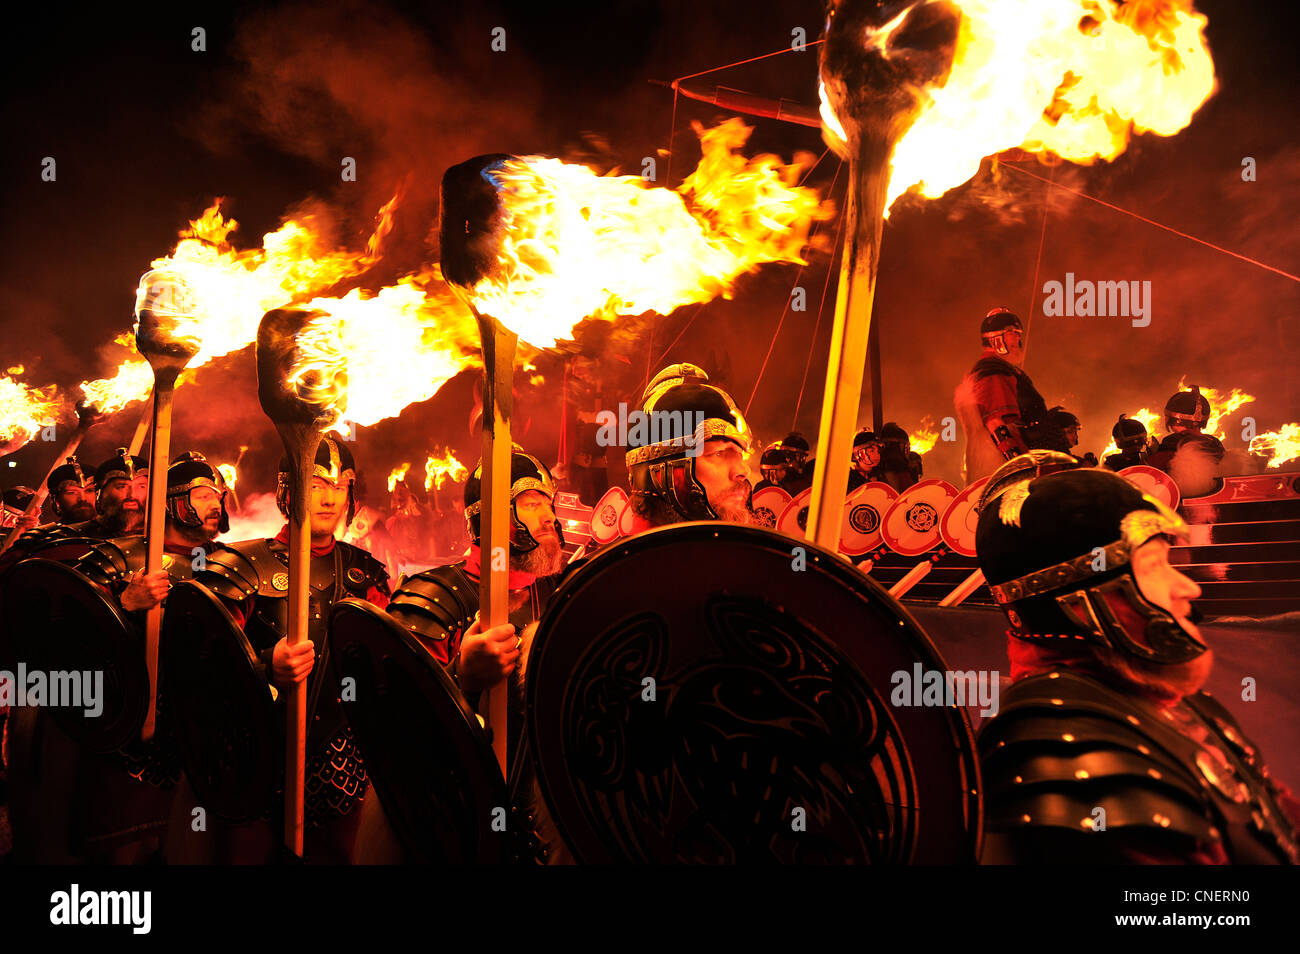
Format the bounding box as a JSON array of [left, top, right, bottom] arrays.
[[1249, 424, 1300, 470], [911, 416, 939, 455], [824, 0, 1217, 213], [388, 462, 411, 493], [75, 197, 399, 416], [464, 119, 833, 346], [424, 448, 469, 491], [0, 375, 61, 456], [217, 463, 237, 491]]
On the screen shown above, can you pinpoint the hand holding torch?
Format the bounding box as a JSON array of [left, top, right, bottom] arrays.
[[134, 269, 202, 741], [256, 306, 348, 858]]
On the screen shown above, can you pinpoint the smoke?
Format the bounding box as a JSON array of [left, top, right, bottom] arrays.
[[223, 491, 288, 542]]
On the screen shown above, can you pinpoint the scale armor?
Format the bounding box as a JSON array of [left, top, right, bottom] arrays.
[[979, 669, 1299, 864]]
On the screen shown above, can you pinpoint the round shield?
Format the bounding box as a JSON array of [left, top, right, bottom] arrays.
[[938, 477, 990, 558], [161, 580, 276, 822], [750, 485, 793, 530], [329, 598, 506, 864], [527, 523, 982, 864], [881, 479, 959, 557], [1120, 465, 1182, 512], [840, 481, 897, 556], [776, 486, 812, 535], [589, 486, 629, 546], [1, 558, 146, 752]]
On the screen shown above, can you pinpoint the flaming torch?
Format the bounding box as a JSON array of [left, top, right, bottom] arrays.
[[806, 0, 962, 549], [256, 307, 348, 857], [438, 155, 524, 775], [0, 400, 108, 556], [134, 269, 203, 741]]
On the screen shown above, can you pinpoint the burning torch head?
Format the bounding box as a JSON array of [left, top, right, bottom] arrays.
[[257, 307, 348, 525], [438, 153, 519, 291], [73, 400, 108, 432], [134, 268, 202, 377], [464, 444, 563, 556], [166, 450, 230, 536], [256, 308, 348, 433], [976, 457, 1206, 668], [819, 0, 962, 157]]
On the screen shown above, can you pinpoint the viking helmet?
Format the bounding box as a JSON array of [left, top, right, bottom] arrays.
[[980, 307, 1023, 356], [975, 452, 1206, 666], [1165, 385, 1211, 432], [464, 445, 562, 555], [277, 434, 357, 527], [626, 364, 750, 522], [166, 451, 230, 534]]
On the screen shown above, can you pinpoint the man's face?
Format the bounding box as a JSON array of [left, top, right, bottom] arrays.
[[1169, 419, 1202, 435], [188, 486, 224, 540], [995, 328, 1025, 365], [54, 480, 95, 522], [98, 472, 149, 532], [307, 475, 348, 537], [695, 439, 752, 523], [513, 490, 563, 576], [852, 443, 881, 475], [1064, 425, 1080, 448], [1131, 537, 1202, 643], [761, 463, 789, 485]]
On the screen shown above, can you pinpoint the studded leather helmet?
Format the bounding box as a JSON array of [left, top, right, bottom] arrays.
[[277, 434, 357, 527], [975, 451, 1206, 666], [94, 447, 147, 491], [464, 445, 562, 555], [47, 455, 91, 518], [626, 364, 750, 522], [166, 451, 230, 534]]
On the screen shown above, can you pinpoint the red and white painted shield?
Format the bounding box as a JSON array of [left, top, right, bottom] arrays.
[[750, 485, 793, 530], [840, 481, 897, 556], [881, 479, 959, 556], [777, 487, 813, 536], [589, 486, 630, 546], [1119, 465, 1181, 513], [939, 477, 990, 558]]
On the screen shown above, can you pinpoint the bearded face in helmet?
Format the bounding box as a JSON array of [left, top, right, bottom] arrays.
[[512, 489, 563, 576]]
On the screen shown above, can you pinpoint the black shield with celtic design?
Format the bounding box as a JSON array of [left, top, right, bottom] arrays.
[[329, 598, 507, 864], [162, 580, 276, 822], [2, 558, 148, 752], [526, 523, 982, 863]]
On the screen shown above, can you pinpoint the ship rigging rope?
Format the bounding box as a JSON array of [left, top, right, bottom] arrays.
[[745, 157, 845, 419]]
